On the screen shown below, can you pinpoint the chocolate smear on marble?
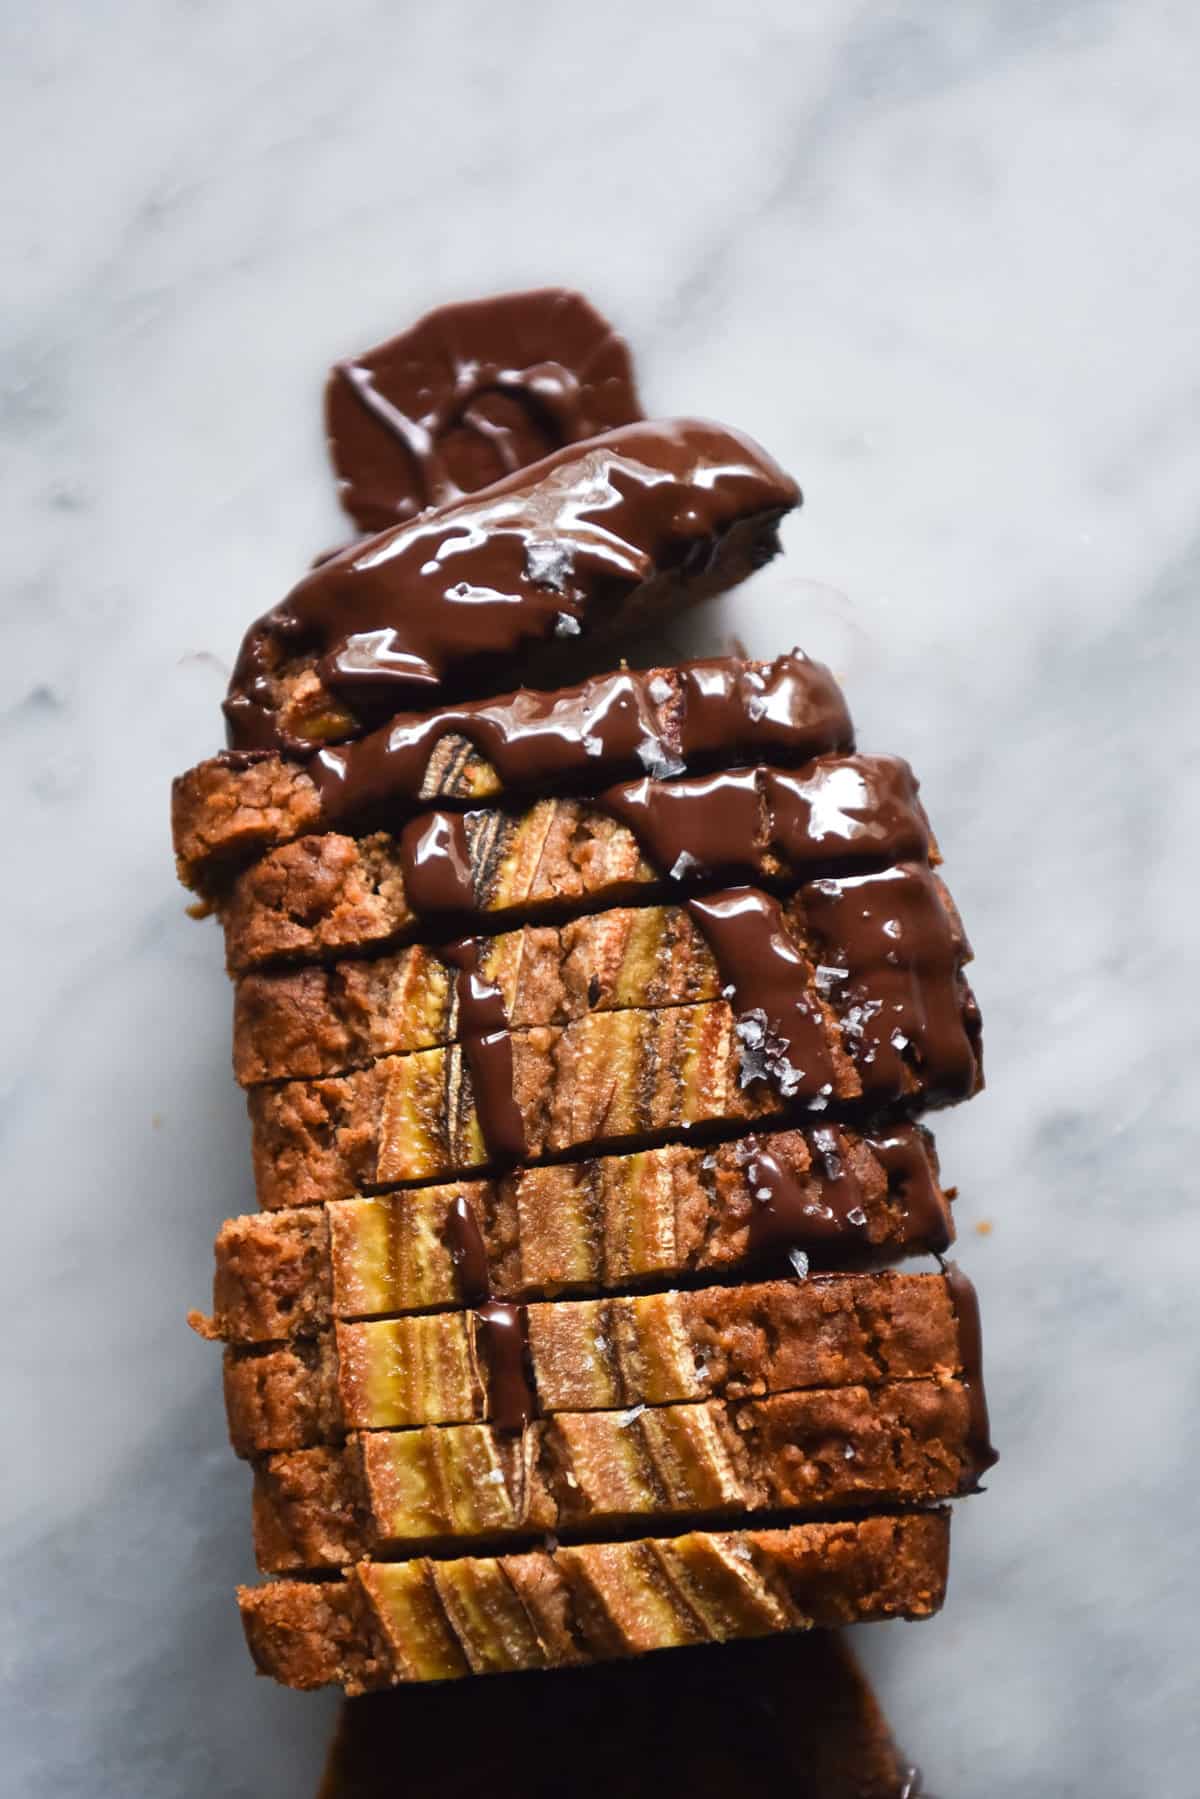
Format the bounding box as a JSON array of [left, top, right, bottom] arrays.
[[326, 289, 643, 531]]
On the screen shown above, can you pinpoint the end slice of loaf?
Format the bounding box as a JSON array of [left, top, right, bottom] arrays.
[[239, 1511, 950, 1691]]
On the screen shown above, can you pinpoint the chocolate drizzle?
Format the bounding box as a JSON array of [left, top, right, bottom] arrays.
[[443, 940, 527, 1164], [445, 1193, 490, 1305], [444, 1192, 536, 1432], [600, 756, 931, 887], [686, 889, 836, 1103], [941, 1260, 998, 1489], [397, 811, 475, 916], [740, 1133, 869, 1258], [473, 1300, 536, 1433], [224, 418, 799, 750], [325, 289, 643, 531], [866, 1129, 953, 1253], [311, 650, 853, 830], [738, 1125, 950, 1261], [802, 864, 980, 1104]]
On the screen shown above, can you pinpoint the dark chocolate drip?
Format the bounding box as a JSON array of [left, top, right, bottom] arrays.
[[224, 418, 799, 749], [445, 1193, 490, 1305], [735, 1123, 950, 1262], [311, 650, 853, 830], [740, 1131, 869, 1257], [444, 1166, 537, 1433], [443, 940, 527, 1164], [379, 759, 929, 950], [686, 888, 837, 1105], [397, 811, 475, 916], [600, 766, 764, 882], [474, 1300, 536, 1433], [865, 1127, 952, 1252], [336, 356, 585, 517], [325, 289, 643, 532], [802, 864, 980, 1105], [942, 1260, 998, 1489], [600, 754, 930, 887]]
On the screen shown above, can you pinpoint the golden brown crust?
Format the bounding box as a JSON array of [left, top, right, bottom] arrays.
[[239, 1511, 950, 1692], [222, 1271, 962, 1455], [252, 1380, 971, 1570], [206, 1124, 951, 1342]]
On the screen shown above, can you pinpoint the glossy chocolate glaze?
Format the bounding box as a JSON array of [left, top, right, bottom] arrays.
[[600, 754, 931, 885], [443, 940, 528, 1164], [378, 758, 961, 1132], [312, 650, 853, 829], [326, 289, 642, 531], [444, 1193, 490, 1306], [444, 1198, 536, 1432], [474, 1300, 536, 1433], [385, 756, 930, 934], [224, 418, 799, 750], [738, 1124, 949, 1260], [686, 889, 837, 1103], [803, 865, 981, 1104], [396, 812, 475, 915], [942, 1260, 998, 1488], [866, 1129, 953, 1252]]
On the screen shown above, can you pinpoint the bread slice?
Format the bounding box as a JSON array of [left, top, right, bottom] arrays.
[[222, 1271, 963, 1455], [174, 651, 852, 893], [231, 869, 972, 1088], [247, 959, 978, 1211], [231, 896, 819, 1086], [223, 420, 798, 752], [315, 1626, 920, 1799], [238, 1511, 950, 1691], [206, 1124, 952, 1342], [217, 754, 933, 973], [252, 1380, 971, 1570]]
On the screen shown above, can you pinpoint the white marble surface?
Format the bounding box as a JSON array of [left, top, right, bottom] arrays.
[[3, 2, 1198, 1792]]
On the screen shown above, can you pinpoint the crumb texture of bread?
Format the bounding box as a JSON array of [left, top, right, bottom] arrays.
[[239, 1511, 949, 1692]]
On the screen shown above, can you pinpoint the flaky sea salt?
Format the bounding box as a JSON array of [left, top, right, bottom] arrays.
[[636, 739, 685, 779], [526, 540, 574, 591]]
